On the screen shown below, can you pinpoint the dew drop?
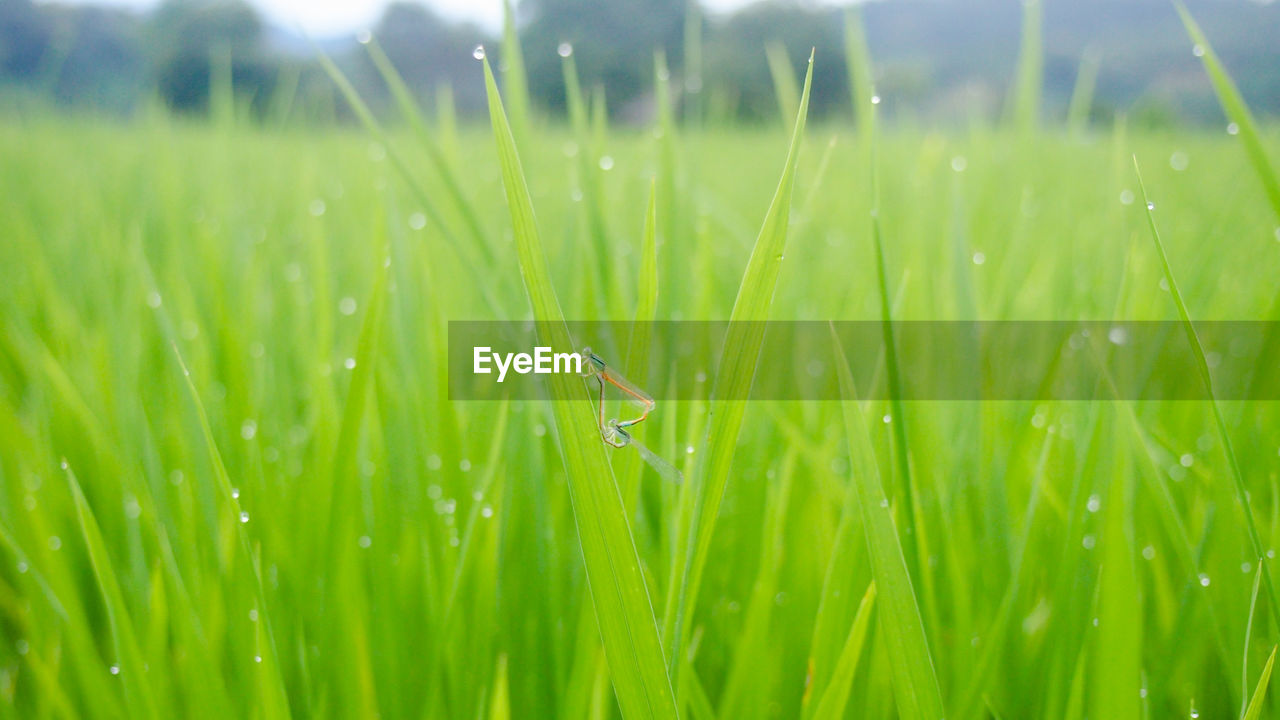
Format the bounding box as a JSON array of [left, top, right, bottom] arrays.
[[1227, 122, 1240, 136], [972, 251, 986, 265], [308, 199, 326, 217], [110, 664, 121, 675], [1146, 201, 1155, 211], [1242, 561, 1253, 573], [339, 297, 357, 316], [459, 459, 472, 472], [1169, 151, 1189, 171], [882, 414, 892, 424], [1198, 573, 1210, 587], [48, 536, 61, 551], [472, 45, 486, 60], [1086, 494, 1101, 513], [1192, 44, 1205, 57], [1082, 534, 1096, 550], [240, 511, 250, 524], [358, 535, 372, 549], [598, 155, 614, 171], [870, 94, 881, 105], [254, 655, 263, 663], [408, 212, 427, 230], [1142, 545, 1156, 560], [950, 155, 967, 172], [231, 487, 240, 499], [1180, 453, 1194, 468], [879, 498, 889, 508], [249, 609, 258, 622], [1119, 189, 1134, 205], [16, 561, 29, 573], [240, 420, 257, 440], [146, 291, 162, 308], [356, 29, 372, 44], [344, 357, 356, 370], [481, 505, 494, 518], [557, 42, 573, 58]]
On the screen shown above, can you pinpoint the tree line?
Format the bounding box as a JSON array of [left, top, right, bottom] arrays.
[[2, 0, 1277, 126]]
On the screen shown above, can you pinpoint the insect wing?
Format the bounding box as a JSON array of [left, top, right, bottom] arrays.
[[627, 435, 684, 485]]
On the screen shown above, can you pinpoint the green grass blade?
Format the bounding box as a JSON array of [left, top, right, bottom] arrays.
[[664, 49, 814, 687], [321, 250, 389, 567], [64, 464, 158, 720], [1011, 0, 1042, 134], [482, 56, 677, 720], [1066, 47, 1100, 137], [831, 324, 945, 720], [314, 45, 504, 314], [869, 149, 922, 583], [806, 582, 876, 720], [616, 184, 660, 507], [1175, 2, 1280, 223], [1090, 453, 1142, 719], [1243, 565, 1264, 716], [842, 9, 874, 140], [1134, 157, 1280, 631], [500, 0, 532, 145], [489, 654, 511, 720], [683, 4, 704, 127], [1244, 646, 1277, 720], [362, 37, 492, 257], [765, 42, 799, 125]]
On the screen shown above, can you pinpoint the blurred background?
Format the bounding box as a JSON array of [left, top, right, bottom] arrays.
[[1, 0, 1278, 128]]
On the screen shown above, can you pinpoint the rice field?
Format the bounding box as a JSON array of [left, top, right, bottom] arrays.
[[3, 10, 1280, 720]]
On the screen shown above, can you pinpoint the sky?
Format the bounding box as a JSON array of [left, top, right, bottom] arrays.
[[46, 0, 763, 36]]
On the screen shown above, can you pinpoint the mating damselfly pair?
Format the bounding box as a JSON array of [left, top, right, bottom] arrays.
[[579, 347, 684, 485]]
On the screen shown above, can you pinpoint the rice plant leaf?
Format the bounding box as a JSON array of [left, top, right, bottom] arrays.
[[500, 0, 532, 145], [482, 56, 677, 720], [1066, 47, 1100, 137], [806, 582, 876, 720], [1244, 646, 1277, 720], [65, 464, 159, 720], [843, 9, 875, 143], [1090, 454, 1141, 719], [1175, 2, 1280, 223], [765, 42, 799, 124], [489, 654, 511, 720], [665, 49, 814, 685], [362, 37, 492, 259], [1134, 157, 1280, 630], [1011, 0, 1042, 134], [314, 44, 504, 314], [831, 324, 945, 720], [617, 184, 660, 507], [322, 250, 389, 563]]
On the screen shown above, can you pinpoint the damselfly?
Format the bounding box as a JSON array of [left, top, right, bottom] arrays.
[[581, 347, 683, 484]]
